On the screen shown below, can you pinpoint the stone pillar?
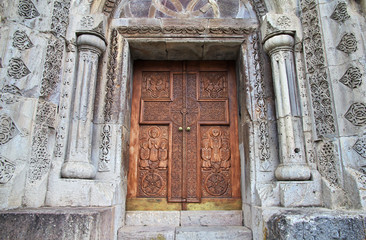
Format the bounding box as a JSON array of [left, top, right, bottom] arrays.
[[263, 34, 311, 181], [61, 33, 106, 179]]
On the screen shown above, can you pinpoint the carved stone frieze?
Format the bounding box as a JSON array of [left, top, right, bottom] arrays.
[[339, 67, 362, 89], [0, 114, 18, 145], [345, 102, 366, 126], [51, 1, 71, 37], [28, 100, 56, 183], [40, 39, 63, 97], [318, 141, 339, 187], [353, 136, 366, 158], [0, 156, 16, 184], [252, 33, 270, 171], [301, 0, 336, 137], [18, 0, 40, 19], [12, 30, 33, 51], [337, 33, 358, 54], [7, 58, 30, 79], [330, 2, 350, 23]]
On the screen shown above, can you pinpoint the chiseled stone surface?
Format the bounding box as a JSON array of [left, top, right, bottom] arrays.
[[0, 207, 114, 240], [180, 210, 243, 226], [118, 226, 175, 240], [125, 211, 180, 226], [266, 209, 366, 240], [175, 226, 252, 240]]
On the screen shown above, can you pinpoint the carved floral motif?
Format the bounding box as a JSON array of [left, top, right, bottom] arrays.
[[301, 0, 336, 137], [345, 102, 366, 126], [142, 72, 170, 99], [277, 16, 291, 28], [0, 156, 16, 184], [7, 58, 30, 79], [0, 85, 22, 104], [51, 1, 71, 37], [13, 30, 33, 51], [339, 67, 362, 89], [0, 114, 18, 145], [98, 125, 112, 172], [318, 141, 339, 187], [18, 0, 40, 19], [337, 33, 358, 54], [200, 72, 228, 99], [353, 136, 366, 158], [80, 16, 94, 28], [330, 2, 350, 23]]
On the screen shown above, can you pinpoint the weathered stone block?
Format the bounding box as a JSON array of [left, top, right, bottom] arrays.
[[125, 211, 180, 226], [175, 226, 252, 240], [180, 210, 242, 226], [0, 207, 114, 240], [118, 226, 175, 240]]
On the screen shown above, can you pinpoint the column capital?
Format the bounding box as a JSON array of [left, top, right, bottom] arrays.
[[77, 33, 107, 55], [263, 34, 294, 55]]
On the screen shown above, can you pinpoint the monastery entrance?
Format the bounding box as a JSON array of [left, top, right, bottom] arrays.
[[127, 60, 241, 210]]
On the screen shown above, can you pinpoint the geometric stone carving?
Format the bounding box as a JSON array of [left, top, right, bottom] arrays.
[[318, 141, 339, 187], [0, 85, 22, 104], [0, 114, 18, 145], [7, 58, 31, 79], [353, 137, 366, 158], [18, 0, 40, 19], [339, 67, 362, 89], [12, 30, 33, 51], [345, 102, 366, 126], [337, 33, 358, 54], [330, 2, 350, 23], [80, 16, 94, 28], [0, 156, 16, 184], [51, 1, 71, 37]]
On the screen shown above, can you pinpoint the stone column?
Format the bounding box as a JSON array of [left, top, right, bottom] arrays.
[[263, 34, 311, 181], [61, 33, 106, 179]]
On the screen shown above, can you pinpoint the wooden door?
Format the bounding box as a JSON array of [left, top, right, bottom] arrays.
[[127, 61, 241, 210]]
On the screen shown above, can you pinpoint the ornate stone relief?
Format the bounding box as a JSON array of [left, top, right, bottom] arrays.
[[0, 156, 16, 184], [103, 0, 118, 15], [337, 33, 358, 54], [339, 67, 362, 89], [318, 141, 339, 187], [12, 30, 33, 51], [252, 33, 270, 171], [80, 16, 94, 28], [301, 0, 336, 137], [7, 58, 30, 79], [18, 0, 40, 19], [0, 85, 22, 104], [345, 103, 366, 126], [51, 1, 71, 37], [99, 125, 112, 172], [277, 16, 291, 28], [118, 26, 251, 36], [0, 114, 18, 145], [353, 136, 366, 158], [28, 100, 56, 183], [330, 2, 350, 23], [249, 0, 267, 17]]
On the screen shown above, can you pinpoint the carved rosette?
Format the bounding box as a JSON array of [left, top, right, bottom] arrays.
[[339, 67, 362, 89], [337, 33, 358, 54], [330, 2, 350, 23], [0, 156, 16, 184], [18, 0, 40, 19], [7, 58, 30, 79], [13, 31, 33, 51], [345, 103, 366, 126]]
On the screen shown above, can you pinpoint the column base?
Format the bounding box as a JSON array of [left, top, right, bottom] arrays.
[[275, 163, 311, 181], [61, 161, 96, 179]]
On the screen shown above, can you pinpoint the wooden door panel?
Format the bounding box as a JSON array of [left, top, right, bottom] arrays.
[[128, 61, 241, 209]]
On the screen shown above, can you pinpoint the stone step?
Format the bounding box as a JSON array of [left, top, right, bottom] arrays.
[[118, 226, 252, 240], [125, 210, 243, 226], [176, 226, 252, 240]]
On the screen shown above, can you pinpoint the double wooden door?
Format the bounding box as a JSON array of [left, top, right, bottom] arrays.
[[127, 61, 241, 210]]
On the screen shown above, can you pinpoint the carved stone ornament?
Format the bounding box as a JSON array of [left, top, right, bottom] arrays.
[[337, 33, 358, 54], [13, 30, 33, 51], [0, 85, 22, 104], [51, 1, 71, 37], [7, 58, 30, 79], [353, 136, 366, 158], [80, 16, 94, 28], [98, 124, 111, 172], [249, 0, 268, 17], [318, 142, 339, 187], [277, 16, 291, 28], [103, 0, 117, 15], [302, 0, 336, 137], [0, 156, 16, 184], [0, 114, 18, 145], [330, 2, 350, 23], [339, 67, 362, 89], [345, 102, 366, 126], [18, 0, 40, 19]]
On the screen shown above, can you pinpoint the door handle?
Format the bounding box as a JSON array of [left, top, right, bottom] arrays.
[[186, 127, 191, 131], [178, 127, 183, 131]]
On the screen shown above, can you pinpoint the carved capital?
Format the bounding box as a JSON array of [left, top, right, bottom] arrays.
[[263, 34, 294, 55], [77, 34, 107, 55]]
